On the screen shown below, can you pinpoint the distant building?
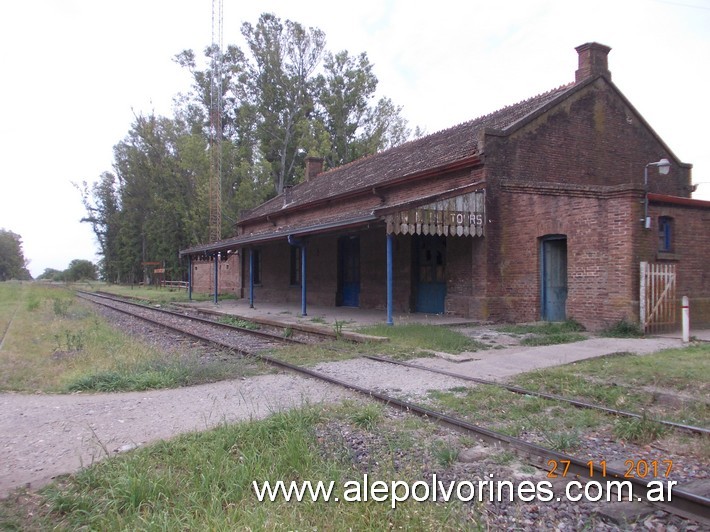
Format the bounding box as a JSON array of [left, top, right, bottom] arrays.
[[181, 43, 710, 331]]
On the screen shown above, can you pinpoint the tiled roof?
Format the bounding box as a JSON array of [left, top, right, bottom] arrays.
[[241, 83, 575, 223]]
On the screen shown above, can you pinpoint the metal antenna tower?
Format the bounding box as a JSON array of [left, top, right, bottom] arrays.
[[209, 0, 223, 242]]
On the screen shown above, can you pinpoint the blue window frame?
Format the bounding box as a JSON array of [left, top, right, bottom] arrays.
[[658, 216, 673, 252]]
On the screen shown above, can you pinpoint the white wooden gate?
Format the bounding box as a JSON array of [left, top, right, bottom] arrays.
[[640, 262, 677, 334]]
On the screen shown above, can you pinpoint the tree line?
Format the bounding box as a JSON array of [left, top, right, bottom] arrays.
[[78, 13, 415, 284], [0, 229, 31, 281], [0, 228, 96, 282]]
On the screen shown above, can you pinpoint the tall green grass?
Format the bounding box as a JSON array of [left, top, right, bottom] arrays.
[[0, 283, 264, 392], [24, 406, 475, 530]]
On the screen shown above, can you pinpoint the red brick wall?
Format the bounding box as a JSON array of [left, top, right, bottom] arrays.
[[478, 78, 694, 330], [191, 254, 240, 295], [482, 78, 691, 195], [483, 185, 642, 330], [642, 201, 710, 327], [234, 226, 489, 317]]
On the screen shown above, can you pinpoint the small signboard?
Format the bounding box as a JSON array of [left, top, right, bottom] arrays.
[[384, 191, 485, 237]]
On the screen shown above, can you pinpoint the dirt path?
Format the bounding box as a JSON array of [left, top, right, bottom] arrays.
[[0, 359, 467, 498], [0, 373, 353, 497]]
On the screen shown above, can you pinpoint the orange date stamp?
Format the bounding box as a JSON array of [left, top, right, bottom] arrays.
[[546, 459, 673, 479]]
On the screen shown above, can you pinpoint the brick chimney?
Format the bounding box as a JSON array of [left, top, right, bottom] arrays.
[[305, 156, 324, 181], [575, 42, 611, 83]]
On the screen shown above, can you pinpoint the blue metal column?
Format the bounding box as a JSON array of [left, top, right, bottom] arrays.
[[213, 253, 219, 304], [187, 255, 193, 301], [249, 248, 254, 308], [387, 233, 394, 326], [301, 243, 307, 317]]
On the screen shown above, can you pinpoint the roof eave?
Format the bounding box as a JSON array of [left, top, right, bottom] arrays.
[[237, 154, 483, 228], [180, 214, 380, 257]]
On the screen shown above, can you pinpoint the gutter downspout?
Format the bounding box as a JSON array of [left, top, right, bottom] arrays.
[[288, 235, 307, 317], [213, 253, 219, 305], [387, 233, 394, 326], [249, 248, 254, 308], [188, 255, 193, 301]]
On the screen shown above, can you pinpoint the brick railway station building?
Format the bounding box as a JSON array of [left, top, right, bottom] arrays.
[[180, 43, 710, 332]]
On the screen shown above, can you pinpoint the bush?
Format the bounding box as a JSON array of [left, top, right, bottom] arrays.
[[601, 320, 644, 338]]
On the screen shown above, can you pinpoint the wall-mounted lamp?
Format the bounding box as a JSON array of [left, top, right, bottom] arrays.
[[642, 158, 671, 229]]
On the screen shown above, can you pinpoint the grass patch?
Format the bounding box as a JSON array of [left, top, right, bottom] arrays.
[[268, 332, 442, 366], [218, 315, 261, 330], [516, 346, 709, 394], [63, 352, 258, 392], [83, 282, 214, 305], [426, 378, 622, 443], [358, 323, 487, 354], [425, 385, 605, 439], [4, 405, 477, 530], [431, 441, 459, 467], [599, 319, 644, 338], [512, 345, 710, 426], [613, 415, 669, 444], [348, 403, 383, 430], [543, 430, 581, 452], [496, 320, 587, 346], [496, 320, 585, 336], [0, 283, 266, 392], [519, 332, 587, 346]]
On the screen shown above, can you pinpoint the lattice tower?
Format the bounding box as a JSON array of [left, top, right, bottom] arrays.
[[209, 0, 223, 242]]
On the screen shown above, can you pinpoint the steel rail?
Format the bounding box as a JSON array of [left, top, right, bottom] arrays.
[[76, 292, 710, 524], [77, 292, 305, 355], [88, 290, 338, 342], [256, 354, 709, 525], [363, 355, 709, 436], [76, 291, 306, 347], [0, 303, 20, 351]]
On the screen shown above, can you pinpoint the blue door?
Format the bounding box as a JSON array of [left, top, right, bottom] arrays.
[[338, 236, 360, 307], [415, 235, 446, 314], [541, 236, 567, 321]]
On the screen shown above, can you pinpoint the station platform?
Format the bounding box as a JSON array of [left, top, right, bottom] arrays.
[[177, 297, 710, 344], [178, 297, 475, 338]]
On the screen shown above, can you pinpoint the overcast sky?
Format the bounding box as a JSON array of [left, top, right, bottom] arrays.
[[1, 0, 708, 278]]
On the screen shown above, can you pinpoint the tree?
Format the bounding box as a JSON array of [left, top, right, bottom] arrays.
[[63, 259, 97, 282], [76, 172, 121, 282], [78, 12, 416, 283], [112, 113, 204, 282], [316, 50, 379, 168], [0, 229, 31, 281], [36, 268, 64, 281], [242, 13, 326, 194]]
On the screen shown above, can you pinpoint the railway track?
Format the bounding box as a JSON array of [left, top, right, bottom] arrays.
[[0, 303, 20, 351], [362, 354, 710, 436], [77, 291, 309, 353], [76, 290, 710, 525]]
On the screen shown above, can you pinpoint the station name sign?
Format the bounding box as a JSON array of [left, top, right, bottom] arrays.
[[384, 190, 485, 237]]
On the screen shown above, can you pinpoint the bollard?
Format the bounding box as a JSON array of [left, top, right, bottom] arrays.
[[681, 296, 689, 343]]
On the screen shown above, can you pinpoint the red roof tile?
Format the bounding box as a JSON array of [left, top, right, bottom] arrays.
[[241, 83, 574, 223]]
